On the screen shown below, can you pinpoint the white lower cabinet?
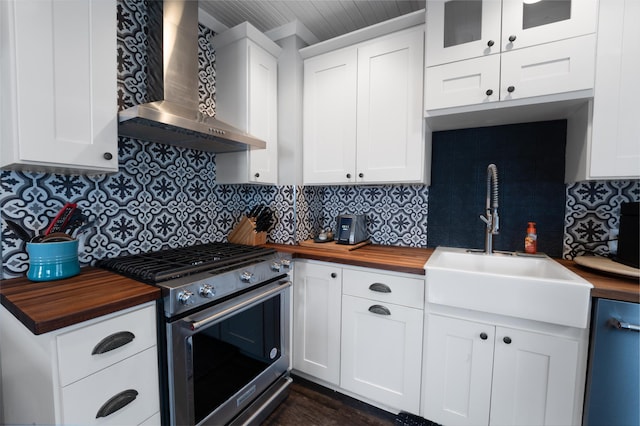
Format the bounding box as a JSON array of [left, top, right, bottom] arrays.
[[0, 302, 159, 425], [292, 261, 342, 385], [341, 295, 423, 413], [293, 260, 424, 413], [423, 313, 584, 426]]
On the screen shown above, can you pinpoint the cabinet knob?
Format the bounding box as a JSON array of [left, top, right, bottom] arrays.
[[331, 272, 337, 278], [480, 332, 488, 340], [254, 172, 260, 178], [358, 172, 364, 178], [508, 35, 517, 43], [503, 336, 512, 344], [507, 86, 515, 93], [346, 173, 351, 179], [103, 152, 113, 160], [486, 89, 493, 96], [487, 40, 495, 47]]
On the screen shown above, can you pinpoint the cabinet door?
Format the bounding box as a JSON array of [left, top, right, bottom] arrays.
[[422, 314, 494, 426], [425, 55, 500, 110], [1, 0, 117, 172], [303, 48, 357, 185], [589, 0, 640, 179], [341, 295, 423, 413], [490, 327, 581, 426], [292, 262, 342, 384], [215, 39, 279, 184], [247, 42, 279, 184], [501, 0, 597, 51], [425, 0, 502, 67], [356, 27, 425, 184], [500, 34, 595, 101]]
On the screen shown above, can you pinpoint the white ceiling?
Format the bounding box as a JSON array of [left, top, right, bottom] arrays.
[[199, 0, 426, 44]]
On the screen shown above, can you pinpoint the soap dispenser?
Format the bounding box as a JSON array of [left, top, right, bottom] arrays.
[[525, 222, 537, 254]]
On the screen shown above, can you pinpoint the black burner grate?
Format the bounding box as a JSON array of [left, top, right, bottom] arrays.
[[97, 242, 275, 283]]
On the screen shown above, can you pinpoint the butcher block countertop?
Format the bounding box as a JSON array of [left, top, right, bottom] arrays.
[[0, 267, 160, 335], [267, 243, 432, 275], [267, 243, 639, 303]]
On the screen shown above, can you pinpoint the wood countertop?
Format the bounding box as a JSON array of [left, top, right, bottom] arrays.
[[0, 267, 160, 335], [267, 243, 639, 303], [266, 243, 432, 275], [2, 246, 636, 336]]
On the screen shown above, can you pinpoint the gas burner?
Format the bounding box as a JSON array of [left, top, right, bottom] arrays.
[[97, 242, 275, 284]]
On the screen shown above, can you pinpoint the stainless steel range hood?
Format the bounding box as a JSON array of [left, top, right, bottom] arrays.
[[118, 0, 265, 152]]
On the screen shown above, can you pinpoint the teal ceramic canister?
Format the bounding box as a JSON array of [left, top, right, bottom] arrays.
[[26, 240, 80, 281]]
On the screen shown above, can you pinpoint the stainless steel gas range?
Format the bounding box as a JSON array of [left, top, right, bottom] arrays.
[[98, 242, 292, 426]]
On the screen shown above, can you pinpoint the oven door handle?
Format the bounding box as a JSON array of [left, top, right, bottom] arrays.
[[186, 280, 292, 331]]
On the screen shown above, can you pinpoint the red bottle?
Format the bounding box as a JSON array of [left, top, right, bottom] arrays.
[[525, 222, 537, 254]]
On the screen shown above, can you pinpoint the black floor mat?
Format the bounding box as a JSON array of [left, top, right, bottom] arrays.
[[394, 411, 442, 426]]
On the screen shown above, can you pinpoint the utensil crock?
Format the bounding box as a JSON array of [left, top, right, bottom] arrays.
[[26, 240, 80, 281]]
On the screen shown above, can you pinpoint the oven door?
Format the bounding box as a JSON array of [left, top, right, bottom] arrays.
[[167, 279, 291, 426]]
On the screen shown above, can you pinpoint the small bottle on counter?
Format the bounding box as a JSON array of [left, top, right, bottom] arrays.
[[525, 222, 537, 254]]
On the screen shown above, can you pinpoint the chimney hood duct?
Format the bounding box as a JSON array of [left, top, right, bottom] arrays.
[[118, 0, 265, 152]]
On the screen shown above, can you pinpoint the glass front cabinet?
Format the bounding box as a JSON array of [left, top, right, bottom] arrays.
[[425, 0, 598, 110]]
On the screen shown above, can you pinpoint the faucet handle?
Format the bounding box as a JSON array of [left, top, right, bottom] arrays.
[[480, 214, 491, 226]]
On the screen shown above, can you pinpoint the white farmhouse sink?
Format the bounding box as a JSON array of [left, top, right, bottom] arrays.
[[425, 247, 593, 328]]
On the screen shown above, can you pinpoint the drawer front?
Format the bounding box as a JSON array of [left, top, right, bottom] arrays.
[[342, 269, 424, 309], [57, 303, 156, 386], [61, 346, 159, 426]]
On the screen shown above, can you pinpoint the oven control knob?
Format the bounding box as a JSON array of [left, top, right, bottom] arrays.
[[240, 271, 254, 283], [281, 259, 291, 269], [199, 284, 215, 298], [177, 290, 195, 306], [271, 262, 282, 272]]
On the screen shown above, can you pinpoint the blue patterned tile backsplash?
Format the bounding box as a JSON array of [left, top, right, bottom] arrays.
[[1, 0, 638, 279]]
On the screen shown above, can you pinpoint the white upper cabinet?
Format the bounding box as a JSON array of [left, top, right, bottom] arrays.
[[425, 0, 502, 67], [427, 0, 597, 67], [0, 0, 118, 174], [213, 23, 281, 185], [425, 0, 598, 113], [566, 0, 640, 181], [355, 28, 426, 184], [303, 48, 358, 185], [501, 0, 597, 51], [303, 24, 427, 185]]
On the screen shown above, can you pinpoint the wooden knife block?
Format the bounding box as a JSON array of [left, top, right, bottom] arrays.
[[228, 216, 267, 246]]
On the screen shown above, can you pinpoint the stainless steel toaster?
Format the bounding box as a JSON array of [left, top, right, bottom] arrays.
[[336, 214, 368, 245]]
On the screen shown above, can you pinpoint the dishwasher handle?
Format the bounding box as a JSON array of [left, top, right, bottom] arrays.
[[608, 318, 640, 332]]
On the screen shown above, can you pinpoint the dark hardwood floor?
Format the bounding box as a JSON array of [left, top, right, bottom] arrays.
[[262, 375, 397, 425]]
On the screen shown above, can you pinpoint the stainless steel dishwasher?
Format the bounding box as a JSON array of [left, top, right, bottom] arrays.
[[584, 298, 639, 426]]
